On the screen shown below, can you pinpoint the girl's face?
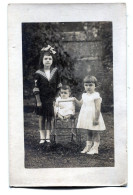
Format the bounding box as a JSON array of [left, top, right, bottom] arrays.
[[60, 89, 70, 99], [84, 82, 96, 93], [43, 55, 53, 69]]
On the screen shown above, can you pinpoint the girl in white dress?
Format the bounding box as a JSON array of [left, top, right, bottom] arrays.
[[75, 76, 106, 154]]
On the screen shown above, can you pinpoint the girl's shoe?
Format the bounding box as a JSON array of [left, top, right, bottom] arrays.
[[81, 146, 89, 153], [86, 146, 98, 154], [39, 139, 45, 144], [81, 141, 92, 153], [81, 145, 92, 153], [46, 139, 51, 143]]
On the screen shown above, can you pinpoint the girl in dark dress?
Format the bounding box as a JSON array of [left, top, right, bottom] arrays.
[[33, 45, 61, 144]]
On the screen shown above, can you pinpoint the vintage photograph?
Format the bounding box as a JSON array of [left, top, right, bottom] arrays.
[[22, 22, 114, 168], [8, 3, 127, 187]]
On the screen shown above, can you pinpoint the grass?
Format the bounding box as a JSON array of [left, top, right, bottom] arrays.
[[24, 111, 114, 168]]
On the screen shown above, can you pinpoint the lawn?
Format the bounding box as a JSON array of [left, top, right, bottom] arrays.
[[24, 111, 114, 168]]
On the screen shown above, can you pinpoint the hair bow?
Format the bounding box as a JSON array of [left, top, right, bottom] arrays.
[[41, 45, 56, 54]]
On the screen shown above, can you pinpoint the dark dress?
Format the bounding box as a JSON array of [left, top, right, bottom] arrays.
[[33, 67, 61, 121]]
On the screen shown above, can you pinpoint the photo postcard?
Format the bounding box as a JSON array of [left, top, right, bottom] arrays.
[[8, 3, 127, 187]]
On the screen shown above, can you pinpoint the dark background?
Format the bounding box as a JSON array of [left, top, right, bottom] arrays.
[[22, 22, 114, 168], [22, 22, 113, 112]]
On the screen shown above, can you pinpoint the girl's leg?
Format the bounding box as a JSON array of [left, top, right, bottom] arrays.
[[45, 118, 51, 142], [50, 117, 54, 134], [87, 130, 93, 141], [87, 131, 100, 154], [39, 116, 46, 144], [45, 104, 55, 143], [81, 130, 93, 153], [93, 131, 100, 147]]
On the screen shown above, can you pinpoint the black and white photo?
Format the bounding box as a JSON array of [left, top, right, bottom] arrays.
[[22, 22, 114, 168], [8, 4, 127, 187]]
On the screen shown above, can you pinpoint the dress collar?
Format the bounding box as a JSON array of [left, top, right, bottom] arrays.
[[36, 67, 58, 81]]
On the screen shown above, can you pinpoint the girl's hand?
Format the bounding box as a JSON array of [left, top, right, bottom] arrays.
[[37, 101, 42, 107], [93, 119, 99, 126], [74, 97, 83, 106], [73, 97, 77, 102]]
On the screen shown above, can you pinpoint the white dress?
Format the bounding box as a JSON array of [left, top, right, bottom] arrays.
[[77, 92, 106, 131], [55, 97, 75, 116]]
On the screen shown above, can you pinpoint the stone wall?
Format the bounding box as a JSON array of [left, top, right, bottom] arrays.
[[23, 22, 113, 111], [60, 26, 113, 110]]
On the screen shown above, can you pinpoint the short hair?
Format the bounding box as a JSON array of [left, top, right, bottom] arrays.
[[60, 85, 71, 93], [83, 75, 98, 86]]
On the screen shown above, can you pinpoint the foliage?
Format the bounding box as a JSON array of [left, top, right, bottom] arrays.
[[22, 22, 113, 109], [22, 23, 75, 93], [100, 22, 113, 106]]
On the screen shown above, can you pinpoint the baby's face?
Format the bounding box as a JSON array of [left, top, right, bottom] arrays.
[[60, 89, 70, 99]]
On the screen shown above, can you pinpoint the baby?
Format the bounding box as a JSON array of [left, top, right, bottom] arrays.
[[55, 85, 75, 120]]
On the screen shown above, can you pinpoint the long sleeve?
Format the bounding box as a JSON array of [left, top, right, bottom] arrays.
[[33, 73, 40, 95], [56, 69, 62, 89], [54, 97, 60, 115]]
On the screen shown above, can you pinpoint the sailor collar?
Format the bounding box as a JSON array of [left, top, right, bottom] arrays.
[[36, 67, 58, 81]]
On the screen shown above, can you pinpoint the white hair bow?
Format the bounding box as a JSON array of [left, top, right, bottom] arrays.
[[41, 45, 56, 54]]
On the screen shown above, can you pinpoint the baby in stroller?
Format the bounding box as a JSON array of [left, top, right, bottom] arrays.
[[54, 85, 75, 121]]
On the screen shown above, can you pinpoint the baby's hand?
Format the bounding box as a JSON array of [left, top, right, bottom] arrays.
[[59, 104, 64, 109], [93, 119, 99, 126]]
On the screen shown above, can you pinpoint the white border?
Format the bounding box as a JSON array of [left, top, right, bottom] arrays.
[[8, 3, 127, 187]]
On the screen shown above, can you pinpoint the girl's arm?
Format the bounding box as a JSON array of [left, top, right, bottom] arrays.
[[56, 69, 62, 97], [33, 77, 42, 107], [54, 99, 59, 116], [74, 97, 83, 107], [35, 94, 42, 107], [94, 99, 101, 125], [33, 88, 42, 107]]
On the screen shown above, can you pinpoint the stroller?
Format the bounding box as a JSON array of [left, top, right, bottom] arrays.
[[51, 99, 81, 144]]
